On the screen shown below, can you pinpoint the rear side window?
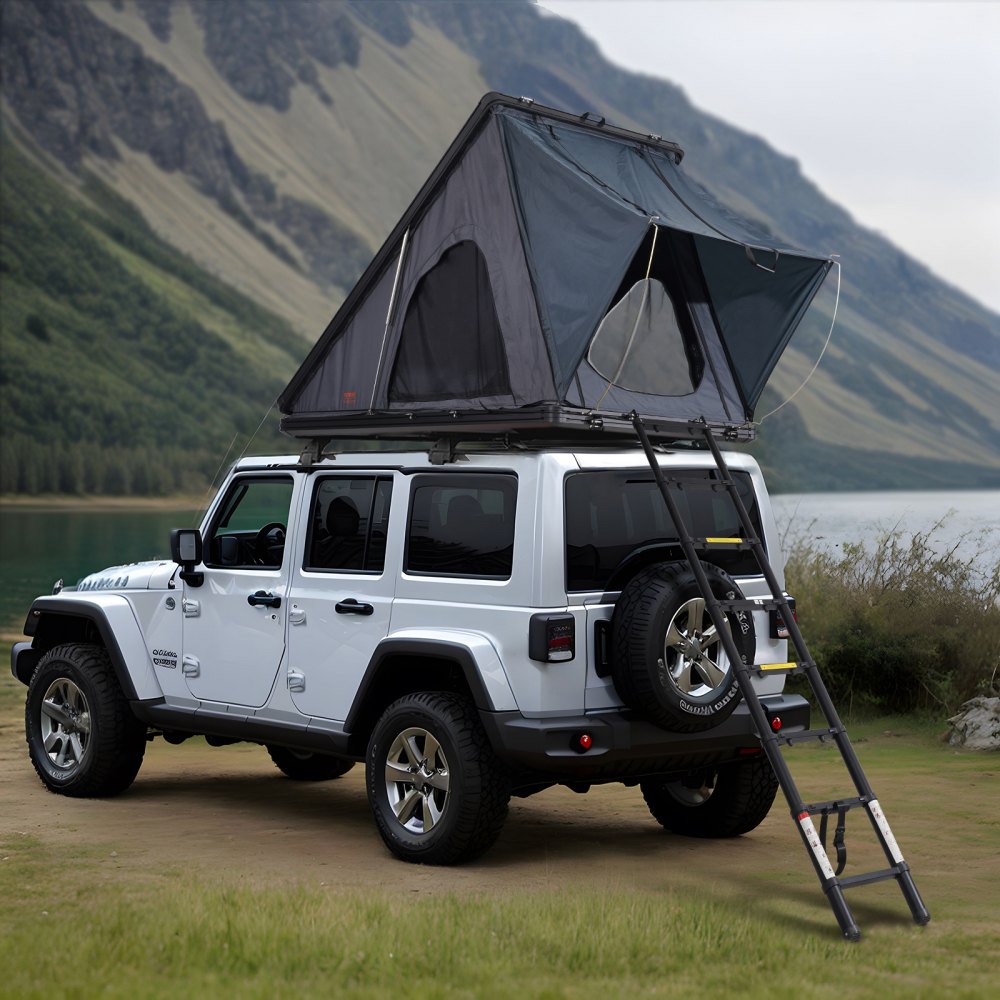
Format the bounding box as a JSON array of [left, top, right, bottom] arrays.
[[406, 475, 517, 578], [305, 476, 392, 573], [565, 469, 762, 591]]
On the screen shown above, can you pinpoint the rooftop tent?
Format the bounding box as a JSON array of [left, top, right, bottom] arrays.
[[278, 93, 833, 443]]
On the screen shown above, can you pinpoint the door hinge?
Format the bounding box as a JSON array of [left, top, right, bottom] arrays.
[[181, 655, 200, 678], [182, 599, 201, 618], [289, 606, 306, 626], [287, 669, 306, 693]]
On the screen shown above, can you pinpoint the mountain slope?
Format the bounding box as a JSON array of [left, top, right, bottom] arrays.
[[1, 0, 997, 492]]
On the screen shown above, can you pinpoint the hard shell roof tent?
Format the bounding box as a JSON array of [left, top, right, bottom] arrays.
[[278, 93, 833, 445]]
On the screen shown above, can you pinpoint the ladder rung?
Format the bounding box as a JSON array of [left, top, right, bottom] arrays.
[[837, 867, 903, 890], [753, 662, 801, 675], [780, 727, 841, 745], [803, 796, 867, 815], [719, 598, 777, 611], [693, 538, 757, 550]]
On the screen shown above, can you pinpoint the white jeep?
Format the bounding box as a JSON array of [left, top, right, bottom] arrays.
[[12, 443, 807, 864]]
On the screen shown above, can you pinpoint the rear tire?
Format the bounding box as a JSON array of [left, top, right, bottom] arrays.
[[266, 744, 354, 781], [640, 755, 778, 837], [367, 692, 509, 865], [25, 643, 146, 797]]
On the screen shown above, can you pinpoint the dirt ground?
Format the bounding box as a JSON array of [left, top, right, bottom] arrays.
[[2, 673, 996, 935]]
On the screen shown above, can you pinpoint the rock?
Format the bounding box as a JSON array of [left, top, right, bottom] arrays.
[[947, 697, 1000, 751]]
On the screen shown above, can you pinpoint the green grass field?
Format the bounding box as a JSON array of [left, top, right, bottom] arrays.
[[1, 673, 997, 1000]]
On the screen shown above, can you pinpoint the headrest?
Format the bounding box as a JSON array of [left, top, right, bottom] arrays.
[[326, 496, 360, 537]]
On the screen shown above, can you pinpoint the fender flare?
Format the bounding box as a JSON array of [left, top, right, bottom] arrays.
[[20, 596, 162, 702], [344, 633, 518, 734]]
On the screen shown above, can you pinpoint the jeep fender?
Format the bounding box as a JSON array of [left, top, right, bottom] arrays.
[[19, 595, 163, 702], [345, 630, 518, 733]]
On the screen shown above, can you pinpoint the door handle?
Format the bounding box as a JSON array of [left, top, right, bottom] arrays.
[[335, 598, 374, 616], [248, 591, 282, 609]]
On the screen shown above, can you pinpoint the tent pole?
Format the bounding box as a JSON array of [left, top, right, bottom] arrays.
[[368, 228, 411, 413]]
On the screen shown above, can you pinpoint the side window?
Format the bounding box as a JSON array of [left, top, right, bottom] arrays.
[[206, 476, 294, 570], [305, 476, 393, 573], [406, 475, 517, 578]]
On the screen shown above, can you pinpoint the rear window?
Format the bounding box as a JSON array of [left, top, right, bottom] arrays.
[[565, 469, 763, 591]]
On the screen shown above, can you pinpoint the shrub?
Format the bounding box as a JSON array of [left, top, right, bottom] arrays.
[[784, 520, 1000, 715]]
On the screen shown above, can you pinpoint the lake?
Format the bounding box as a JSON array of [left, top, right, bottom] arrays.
[[1, 490, 997, 634]]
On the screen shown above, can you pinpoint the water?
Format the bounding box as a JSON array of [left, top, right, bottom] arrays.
[[0, 505, 198, 634], [1, 491, 997, 634], [771, 490, 999, 573]]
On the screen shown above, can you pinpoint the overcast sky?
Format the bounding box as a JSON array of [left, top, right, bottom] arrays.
[[541, 0, 1000, 314]]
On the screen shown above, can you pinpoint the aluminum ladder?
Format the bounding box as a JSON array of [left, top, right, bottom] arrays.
[[631, 413, 930, 941]]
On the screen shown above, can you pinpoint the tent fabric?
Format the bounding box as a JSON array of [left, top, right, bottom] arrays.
[[389, 241, 510, 402], [278, 93, 833, 441]]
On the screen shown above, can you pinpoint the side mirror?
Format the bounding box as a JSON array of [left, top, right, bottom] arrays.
[[170, 528, 204, 587]]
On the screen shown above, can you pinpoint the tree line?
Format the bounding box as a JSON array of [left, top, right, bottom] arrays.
[[0, 436, 218, 497]]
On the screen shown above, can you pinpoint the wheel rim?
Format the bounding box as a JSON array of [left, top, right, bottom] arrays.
[[383, 727, 450, 835], [39, 677, 91, 772], [662, 597, 733, 697]]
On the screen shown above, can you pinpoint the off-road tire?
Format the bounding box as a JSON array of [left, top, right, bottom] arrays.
[[266, 744, 354, 781], [611, 561, 755, 732], [366, 691, 510, 865], [25, 643, 146, 797], [640, 754, 778, 837]]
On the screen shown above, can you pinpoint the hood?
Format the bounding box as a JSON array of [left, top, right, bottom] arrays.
[[76, 560, 176, 592]]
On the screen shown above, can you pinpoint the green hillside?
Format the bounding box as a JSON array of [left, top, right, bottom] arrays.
[[0, 131, 303, 494], [1, 0, 998, 493]]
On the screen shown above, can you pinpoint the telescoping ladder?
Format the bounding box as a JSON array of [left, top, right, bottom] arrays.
[[631, 414, 930, 941]]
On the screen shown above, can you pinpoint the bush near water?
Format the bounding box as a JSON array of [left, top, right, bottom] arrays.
[[784, 521, 1000, 715]]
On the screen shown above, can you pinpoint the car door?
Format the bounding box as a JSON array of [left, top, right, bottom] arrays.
[[181, 473, 295, 707], [285, 473, 395, 721]]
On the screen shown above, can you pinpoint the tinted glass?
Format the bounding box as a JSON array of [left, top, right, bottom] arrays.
[[565, 470, 762, 590], [406, 475, 517, 578], [306, 477, 392, 573], [207, 476, 293, 569]]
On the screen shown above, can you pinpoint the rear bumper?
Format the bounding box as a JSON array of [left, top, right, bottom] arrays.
[[479, 693, 809, 779]]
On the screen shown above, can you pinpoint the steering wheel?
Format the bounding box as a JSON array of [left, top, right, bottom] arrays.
[[253, 522, 286, 565]]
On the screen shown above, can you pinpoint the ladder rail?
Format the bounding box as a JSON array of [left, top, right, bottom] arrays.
[[629, 413, 929, 940]]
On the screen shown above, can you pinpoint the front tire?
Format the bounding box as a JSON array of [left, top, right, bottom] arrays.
[[640, 755, 778, 837], [25, 643, 146, 797], [366, 692, 509, 865], [266, 744, 354, 781]]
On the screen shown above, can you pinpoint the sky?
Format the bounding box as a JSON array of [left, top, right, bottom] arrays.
[[541, 0, 1000, 314]]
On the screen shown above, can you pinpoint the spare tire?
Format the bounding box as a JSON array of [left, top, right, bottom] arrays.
[[611, 561, 755, 732]]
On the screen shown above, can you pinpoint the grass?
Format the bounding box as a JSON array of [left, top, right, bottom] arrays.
[[784, 520, 1000, 714], [0, 847, 997, 999]]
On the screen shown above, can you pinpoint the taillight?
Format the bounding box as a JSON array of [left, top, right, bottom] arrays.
[[529, 613, 576, 662]]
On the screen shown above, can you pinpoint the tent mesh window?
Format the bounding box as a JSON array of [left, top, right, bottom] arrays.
[[389, 241, 511, 402], [588, 227, 706, 397]]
